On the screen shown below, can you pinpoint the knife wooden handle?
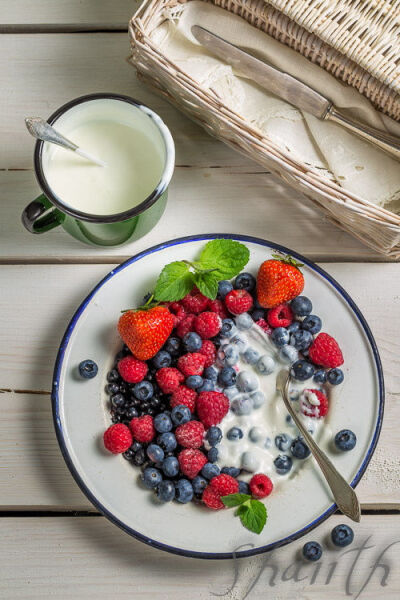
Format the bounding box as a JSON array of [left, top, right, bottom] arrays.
[[326, 106, 400, 161]]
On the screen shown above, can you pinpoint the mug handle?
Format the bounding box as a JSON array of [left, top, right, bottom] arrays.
[[22, 194, 64, 234]]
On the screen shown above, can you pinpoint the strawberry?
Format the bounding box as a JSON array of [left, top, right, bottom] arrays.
[[117, 356, 148, 383], [196, 391, 229, 428], [118, 306, 174, 361], [257, 255, 304, 309], [103, 423, 132, 454], [308, 333, 344, 368], [178, 448, 207, 479], [177, 352, 206, 377], [300, 389, 329, 418], [202, 485, 224, 509], [249, 474, 273, 499], [170, 386, 197, 412], [175, 420, 205, 448]]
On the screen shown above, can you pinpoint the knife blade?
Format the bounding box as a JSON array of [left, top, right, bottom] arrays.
[[191, 25, 331, 119]]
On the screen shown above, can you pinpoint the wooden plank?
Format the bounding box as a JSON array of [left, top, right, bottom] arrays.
[[0, 0, 134, 26], [0, 390, 397, 509], [0, 170, 377, 261], [0, 515, 399, 599], [0, 33, 258, 169]]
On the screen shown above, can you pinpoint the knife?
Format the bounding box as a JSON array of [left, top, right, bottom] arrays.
[[192, 25, 400, 161]]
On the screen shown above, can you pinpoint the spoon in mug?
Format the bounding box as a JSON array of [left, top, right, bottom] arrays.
[[25, 117, 106, 167], [276, 369, 361, 522]]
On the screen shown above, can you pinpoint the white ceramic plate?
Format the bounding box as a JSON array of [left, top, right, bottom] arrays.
[[52, 235, 384, 559]]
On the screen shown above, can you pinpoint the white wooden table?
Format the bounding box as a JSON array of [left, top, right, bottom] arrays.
[[1, 2, 399, 598]]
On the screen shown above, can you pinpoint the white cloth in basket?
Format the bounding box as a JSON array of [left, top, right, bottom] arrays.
[[150, 1, 400, 212]]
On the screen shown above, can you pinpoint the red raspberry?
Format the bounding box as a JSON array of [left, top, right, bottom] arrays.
[[170, 385, 197, 412], [267, 303, 293, 328], [196, 391, 229, 428], [202, 485, 224, 510], [177, 352, 206, 377], [165, 301, 186, 326], [208, 299, 228, 319], [117, 355, 148, 383], [156, 367, 184, 393], [249, 474, 273, 499], [175, 420, 205, 448], [176, 314, 196, 338], [225, 289, 253, 315], [194, 312, 221, 339], [309, 333, 344, 368], [129, 415, 155, 443], [210, 474, 239, 496], [198, 340, 216, 368], [103, 423, 132, 454], [178, 448, 207, 479], [180, 289, 210, 314], [256, 318, 272, 334], [300, 389, 329, 418]]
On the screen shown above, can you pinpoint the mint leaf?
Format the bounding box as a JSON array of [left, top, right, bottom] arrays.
[[199, 239, 250, 279], [154, 262, 194, 302], [193, 272, 219, 300], [221, 493, 251, 508], [239, 499, 267, 535]]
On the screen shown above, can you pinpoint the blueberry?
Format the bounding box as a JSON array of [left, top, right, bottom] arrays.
[[106, 382, 120, 395], [223, 386, 240, 401], [290, 360, 315, 381], [125, 406, 139, 419], [230, 334, 247, 353], [157, 432, 177, 452], [164, 336, 181, 356], [327, 368, 344, 385], [234, 272, 256, 292], [122, 447, 135, 460], [264, 437, 272, 449], [107, 368, 120, 382], [251, 308, 265, 321], [275, 433, 292, 451], [208, 447, 219, 463], [303, 541, 322, 561], [256, 355, 275, 375], [331, 524, 354, 547], [238, 480, 250, 494], [218, 280, 233, 299], [78, 359, 98, 379], [175, 479, 194, 503], [274, 454, 292, 475], [279, 345, 299, 364], [302, 315, 322, 334], [287, 321, 300, 335], [241, 451, 260, 472], [152, 350, 172, 369], [157, 480, 175, 502], [271, 327, 290, 347], [219, 344, 239, 367], [227, 427, 244, 441], [198, 378, 214, 392], [291, 437, 311, 459], [206, 426, 222, 447], [132, 448, 146, 466], [220, 318, 237, 337], [286, 414, 294, 426], [131, 441, 143, 452], [243, 347, 260, 365], [183, 332, 203, 353], [290, 330, 313, 350], [111, 393, 125, 408], [186, 375, 203, 389], [231, 395, 254, 415], [162, 456, 179, 477], [192, 475, 208, 495], [334, 429, 357, 451], [154, 412, 173, 433], [142, 467, 162, 489], [171, 405, 192, 426], [133, 381, 153, 401], [218, 366, 237, 387], [291, 296, 312, 316], [236, 370, 258, 393], [235, 313, 254, 330], [250, 391, 265, 409], [249, 426, 264, 442], [204, 366, 218, 381], [147, 444, 164, 463], [221, 466, 240, 478], [313, 369, 327, 384], [202, 462, 220, 479]]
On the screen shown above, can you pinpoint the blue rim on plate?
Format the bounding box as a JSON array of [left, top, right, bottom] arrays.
[[52, 234, 384, 560]]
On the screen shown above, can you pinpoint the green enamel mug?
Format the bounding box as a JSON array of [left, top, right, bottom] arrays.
[[22, 93, 175, 246]]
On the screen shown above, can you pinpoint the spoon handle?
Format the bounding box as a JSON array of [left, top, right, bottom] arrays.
[[25, 117, 78, 151], [281, 374, 361, 522]]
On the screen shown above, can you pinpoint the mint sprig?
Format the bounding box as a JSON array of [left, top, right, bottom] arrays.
[[153, 239, 250, 302], [221, 494, 267, 534]]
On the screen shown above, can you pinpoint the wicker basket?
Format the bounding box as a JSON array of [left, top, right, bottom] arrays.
[[129, 0, 400, 257]]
